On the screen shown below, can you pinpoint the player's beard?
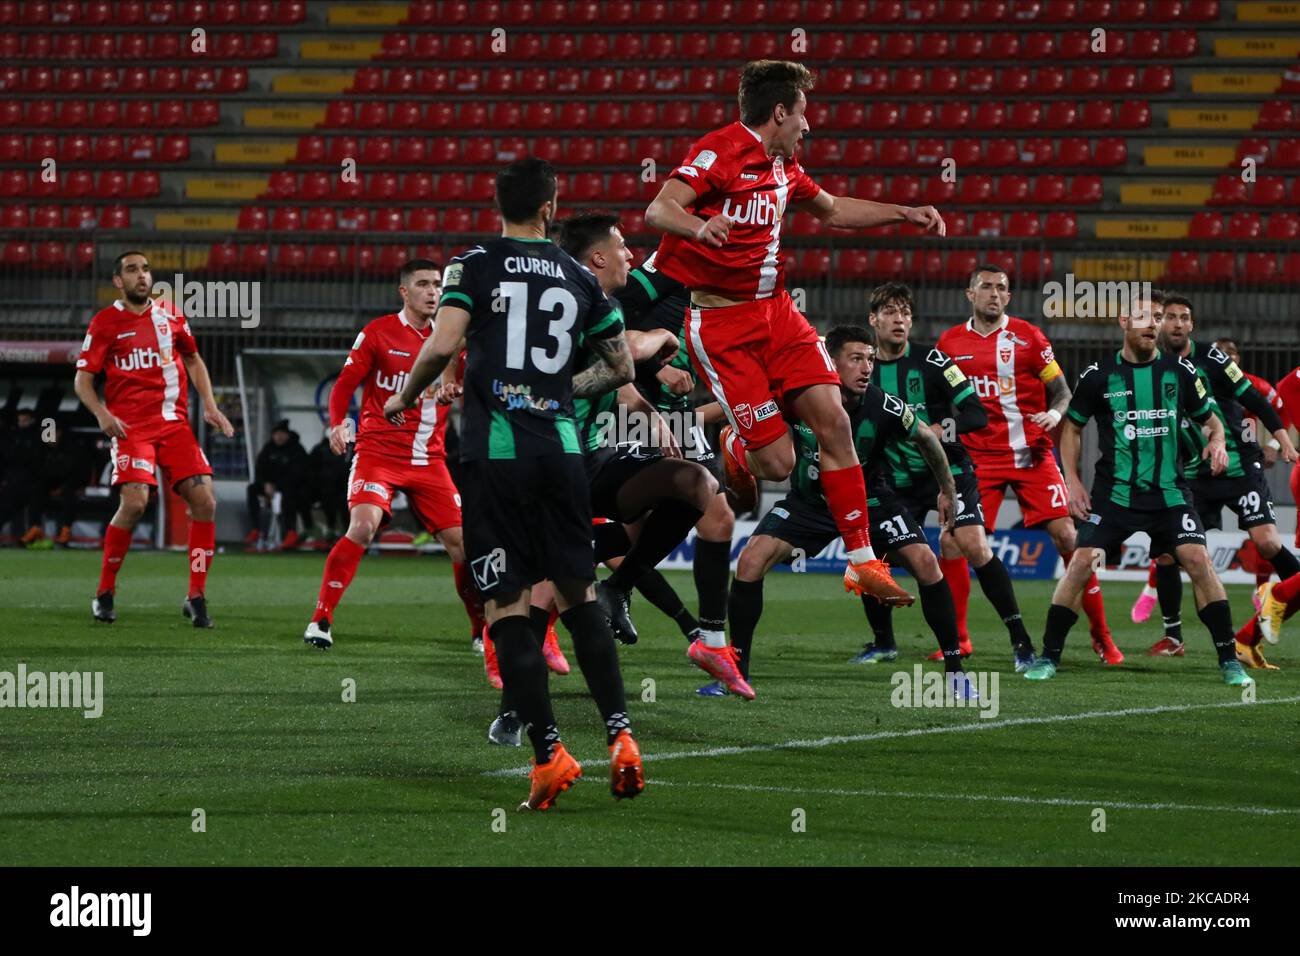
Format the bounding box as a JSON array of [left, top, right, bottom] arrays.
[[123, 288, 151, 306]]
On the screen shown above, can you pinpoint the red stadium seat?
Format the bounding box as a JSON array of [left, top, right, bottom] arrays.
[[1008, 102, 1042, 130], [1023, 32, 1055, 59], [1188, 212, 1224, 239], [1033, 67, 1066, 95], [1080, 101, 1114, 129], [91, 134, 123, 163], [1164, 251, 1200, 282], [207, 241, 238, 272], [1, 240, 31, 266], [937, 102, 970, 129], [307, 245, 342, 274], [1044, 211, 1078, 237], [1092, 137, 1127, 166], [472, 208, 498, 233], [1054, 137, 1090, 166], [1018, 251, 1054, 283], [126, 170, 158, 197], [945, 250, 980, 282], [1007, 212, 1042, 238], [405, 208, 437, 233], [1021, 138, 1055, 166], [1284, 254, 1300, 284], [973, 102, 1005, 129], [995, 175, 1030, 205], [1204, 252, 1236, 282], [1116, 100, 1152, 129], [1057, 31, 1092, 58], [237, 207, 268, 231], [366, 172, 399, 201], [270, 207, 301, 231], [336, 207, 369, 231], [1256, 100, 1295, 131], [995, 67, 1031, 96], [1266, 213, 1300, 240], [851, 175, 886, 202], [99, 205, 129, 229], [1227, 212, 1262, 239], [924, 179, 956, 205], [890, 175, 921, 204], [374, 245, 410, 275], [1032, 174, 1068, 204], [0, 168, 23, 197], [958, 175, 993, 204], [1209, 174, 1247, 205], [909, 248, 945, 280], [396, 137, 427, 165], [1251, 177, 1287, 206], [1244, 253, 1279, 283], [972, 211, 1003, 236], [125, 135, 155, 160], [1069, 176, 1103, 204], [89, 169, 121, 198], [1165, 29, 1197, 57], [953, 33, 984, 58]]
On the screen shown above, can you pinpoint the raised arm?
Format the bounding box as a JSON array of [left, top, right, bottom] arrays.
[[1030, 374, 1071, 431], [645, 178, 732, 248], [801, 189, 946, 235]]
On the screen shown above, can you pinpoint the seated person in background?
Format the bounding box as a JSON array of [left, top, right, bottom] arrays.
[[309, 427, 350, 546], [246, 419, 310, 550], [34, 424, 95, 547], [0, 410, 46, 546]]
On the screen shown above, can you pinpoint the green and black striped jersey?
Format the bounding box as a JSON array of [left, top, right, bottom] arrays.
[[789, 384, 919, 509], [1176, 340, 1283, 480], [616, 255, 696, 415], [1067, 350, 1215, 509], [441, 237, 624, 461], [871, 343, 982, 487]]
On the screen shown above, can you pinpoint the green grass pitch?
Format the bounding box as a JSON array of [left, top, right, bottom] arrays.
[[1, 549, 1296, 866]]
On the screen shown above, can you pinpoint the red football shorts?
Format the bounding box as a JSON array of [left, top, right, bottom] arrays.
[[974, 452, 1070, 531], [684, 290, 840, 450], [1291, 460, 1300, 547], [110, 420, 211, 488], [347, 451, 462, 533]]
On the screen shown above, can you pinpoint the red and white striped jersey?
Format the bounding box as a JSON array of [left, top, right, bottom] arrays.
[[329, 310, 449, 465], [936, 315, 1063, 469], [76, 298, 198, 432], [653, 121, 822, 301], [1274, 366, 1300, 429]]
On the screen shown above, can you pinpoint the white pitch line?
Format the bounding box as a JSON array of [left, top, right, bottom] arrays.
[[483, 694, 1300, 778], [648, 780, 1300, 817]]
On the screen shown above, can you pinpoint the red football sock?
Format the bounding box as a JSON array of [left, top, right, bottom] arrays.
[[1147, 561, 1159, 588], [1062, 549, 1112, 640], [819, 464, 871, 553], [940, 556, 971, 642], [452, 560, 488, 636], [1256, 573, 1271, 587], [1272, 571, 1300, 605], [187, 519, 215, 599], [97, 523, 132, 595], [314, 536, 365, 622]]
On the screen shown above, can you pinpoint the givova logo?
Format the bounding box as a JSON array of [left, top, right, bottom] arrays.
[[50, 886, 151, 936]]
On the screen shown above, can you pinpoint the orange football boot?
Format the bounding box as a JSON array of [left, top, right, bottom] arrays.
[[687, 640, 755, 699], [609, 730, 645, 800], [482, 625, 503, 690], [542, 623, 570, 675], [519, 743, 582, 811], [845, 558, 914, 606]]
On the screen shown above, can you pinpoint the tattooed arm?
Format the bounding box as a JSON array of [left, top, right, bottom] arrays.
[[572, 332, 634, 398], [1030, 374, 1071, 430]]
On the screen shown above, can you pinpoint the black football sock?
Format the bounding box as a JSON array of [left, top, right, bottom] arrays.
[[1197, 599, 1238, 666], [1268, 544, 1300, 581], [593, 521, 632, 565], [633, 568, 699, 637], [918, 580, 963, 673], [727, 577, 763, 679], [560, 602, 630, 745], [528, 604, 551, 641], [693, 537, 732, 633], [490, 615, 557, 763], [972, 555, 1034, 652], [606, 500, 704, 591], [1041, 603, 1079, 664], [1155, 561, 1183, 643], [861, 595, 896, 650]]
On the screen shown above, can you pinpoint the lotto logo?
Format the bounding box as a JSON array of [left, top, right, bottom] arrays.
[[844, 509, 863, 521]]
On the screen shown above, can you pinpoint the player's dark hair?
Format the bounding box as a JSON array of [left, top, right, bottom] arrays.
[[825, 324, 875, 357], [969, 264, 1009, 288], [112, 250, 147, 276], [399, 258, 440, 285], [868, 282, 914, 315], [557, 213, 622, 262], [1162, 292, 1193, 314], [1214, 337, 1237, 351], [737, 60, 815, 127], [1150, 288, 1166, 305], [495, 158, 558, 224]]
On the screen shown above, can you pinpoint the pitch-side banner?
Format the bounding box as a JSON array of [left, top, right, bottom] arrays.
[[656, 524, 1261, 583]]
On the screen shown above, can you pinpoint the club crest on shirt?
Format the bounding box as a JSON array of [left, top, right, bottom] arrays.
[[733, 403, 754, 430]]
